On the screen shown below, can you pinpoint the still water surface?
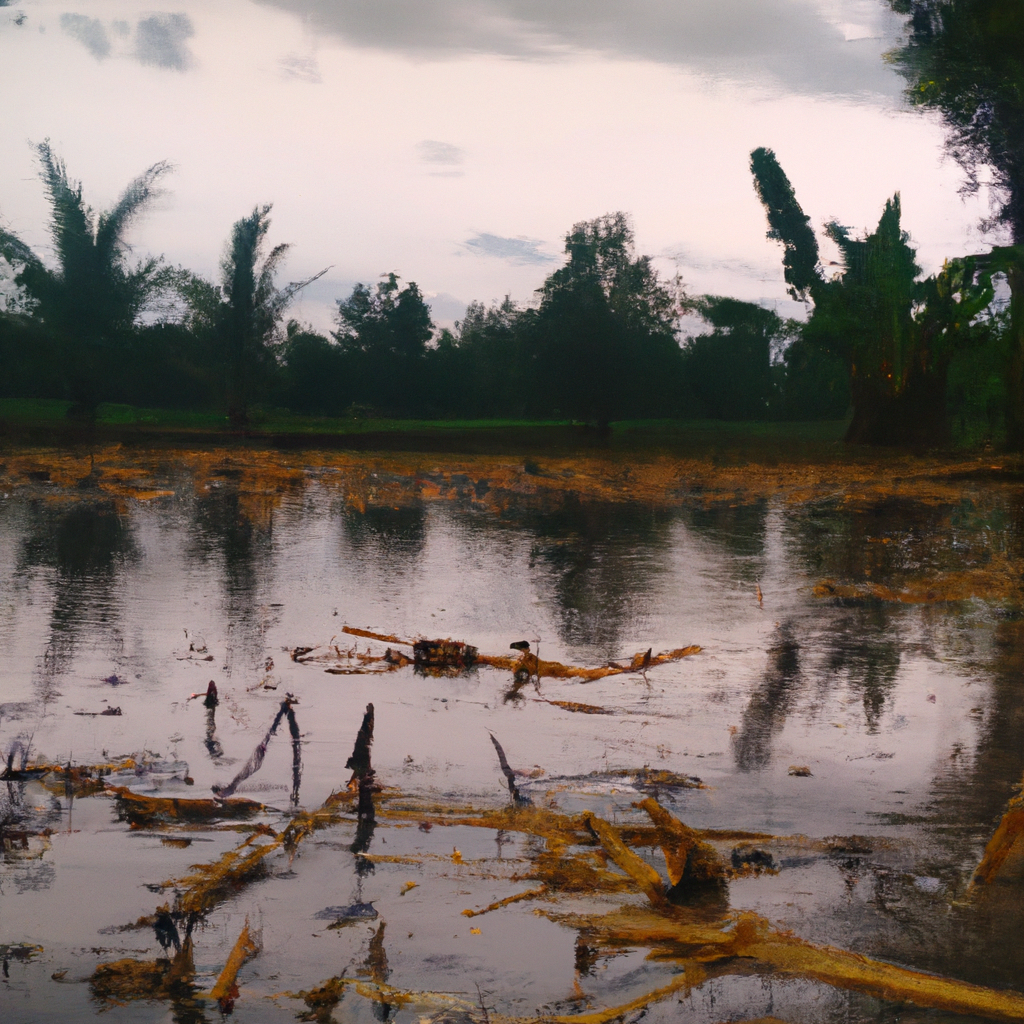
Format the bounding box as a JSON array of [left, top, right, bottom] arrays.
[[1, 443, 1022, 1022]]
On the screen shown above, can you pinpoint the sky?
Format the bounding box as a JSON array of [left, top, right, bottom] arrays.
[[0, 0, 1005, 333]]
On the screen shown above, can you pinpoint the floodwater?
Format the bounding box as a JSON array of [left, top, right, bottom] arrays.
[[1, 441, 1023, 1023]]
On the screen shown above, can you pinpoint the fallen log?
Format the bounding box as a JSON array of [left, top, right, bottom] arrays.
[[969, 770, 1024, 891], [109, 786, 264, 827]]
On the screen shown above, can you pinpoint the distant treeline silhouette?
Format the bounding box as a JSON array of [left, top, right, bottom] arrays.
[[2, 63, 1022, 447]]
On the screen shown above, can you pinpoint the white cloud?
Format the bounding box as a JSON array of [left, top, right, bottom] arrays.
[[417, 140, 465, 165]]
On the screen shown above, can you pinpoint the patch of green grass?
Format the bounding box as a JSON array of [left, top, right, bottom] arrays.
[[95, 404, 229, 429], [0, 398, 879, 458], [0, 397, 73, 421]]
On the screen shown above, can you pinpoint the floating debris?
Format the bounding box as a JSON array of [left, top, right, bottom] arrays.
[[639, 797, 725, 889], [289, 625, 702, 684], [210, 918, 260, 1013], [812, 571, 1018, 605], [66, 694, 1024, 1024], [109, 787, 264, 827], [0, 943, 43, 962], [90, 943, 197, 1008], [969, 768, 1024, 891], [413, 638, 479, 671], [535, 699, 615, 715], [314, 902, 378, 924], [187, 680, 219, 708]]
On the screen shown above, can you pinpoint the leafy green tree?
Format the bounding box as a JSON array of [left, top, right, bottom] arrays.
[[179, 205, 325, 426], [886, 0, 1024, 443], [681, 297, 786, 420], [751, 147, 993, 443], [445, 296, 530, 417], [528, 213, 684, 427], [779, 334, 850, 420], [333, 273, 434, 413], [279, 320, 346, 416], [0, 141, 171, 416]]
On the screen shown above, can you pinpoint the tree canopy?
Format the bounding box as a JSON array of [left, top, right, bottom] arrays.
[[887, 0, 1024, 242], [751, 147, 996, 443], [0, 141, 172, 415], [529, 213, 684, 426], [333, 273, 434, 413], [749, 147, 820, 301], [179, 204, 326, 426], [887, 1, 1024, 443]]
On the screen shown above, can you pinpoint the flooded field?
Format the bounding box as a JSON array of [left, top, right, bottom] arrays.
[[1, 442, 1023, 1023]]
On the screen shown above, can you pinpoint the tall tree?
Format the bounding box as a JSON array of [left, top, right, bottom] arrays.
[[529, 213, 684, 427], [681, 297, 787, 420], [447, 297, 529, 417], [751, 147, 993, 443], [333, 273, 434, 413], [0, 141, 171, 416], [886, 0, 1024, 442], [180, 205, 326, 426]]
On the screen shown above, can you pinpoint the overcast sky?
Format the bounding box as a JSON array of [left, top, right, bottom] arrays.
[[0, 0, 1002, 332]]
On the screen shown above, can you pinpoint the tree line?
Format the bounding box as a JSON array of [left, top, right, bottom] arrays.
[[0, 0, 1021, 445], [0, 158, 830, 431]]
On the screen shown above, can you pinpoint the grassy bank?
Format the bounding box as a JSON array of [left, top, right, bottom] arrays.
[[0, 398, 853, 455]]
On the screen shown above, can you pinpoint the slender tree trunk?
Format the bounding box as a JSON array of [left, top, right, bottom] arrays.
[[845, 366, 950, 446]]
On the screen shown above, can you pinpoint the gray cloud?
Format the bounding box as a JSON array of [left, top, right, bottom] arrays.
[[464, 232, 556, 265], [417, 140, 464, 165], [254, 0, 906, 97], [60, 13, 110, 59], [135, 13, 194, 70]]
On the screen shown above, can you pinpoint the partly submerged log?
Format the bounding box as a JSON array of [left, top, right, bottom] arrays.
[[558, 906, 1024, 1023], [109, 786, 264, 827], [330, 625, 700, 681], [209, 919, 260, 1013], [639, 797, 725, 888], [969, 770, 1024, 891]]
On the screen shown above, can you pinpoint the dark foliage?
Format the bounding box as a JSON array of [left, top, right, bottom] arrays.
[[888, 0, 1024, 445], [279, 322, 346, 416], [0, 142, 172, 417], [751, 149, 995, 444], [888, 0, 1024, 242], [749, 148, 820, 301], [526, 213, 684, 426], [681, 298, 785, 421], [333, 273, 434, 415], [1, 139, 1008, 443]]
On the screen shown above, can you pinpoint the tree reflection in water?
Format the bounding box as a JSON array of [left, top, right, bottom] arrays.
[[13, 499, 138, 700]]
